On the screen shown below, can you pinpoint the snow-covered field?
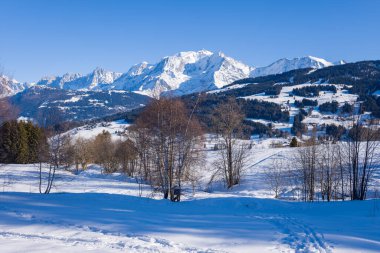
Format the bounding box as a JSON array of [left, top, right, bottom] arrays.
[[243, 83, 358, 107], [1, 141, 380, 253], [65, 120, 130, 141], [241, 83, 362, 132]]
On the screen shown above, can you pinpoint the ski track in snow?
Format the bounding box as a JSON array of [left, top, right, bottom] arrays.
[[247, 151, 332, 252], [269, 215, 331, 253], [0, 204, 223, 253], [0, 230, 223, 253]]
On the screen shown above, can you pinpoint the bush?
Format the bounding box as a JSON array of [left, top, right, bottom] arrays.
[[290, 137, 298, 147]]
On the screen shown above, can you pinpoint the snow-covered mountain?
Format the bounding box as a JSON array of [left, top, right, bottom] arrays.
[[0, 75, 30, 98], [2, 52, 346, 98], [37, 67, 122, 90], [112, 50, 253, 97], [250, 56, 343, 78]]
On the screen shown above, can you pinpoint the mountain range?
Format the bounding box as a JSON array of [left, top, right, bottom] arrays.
[[1, 50, 344, 98], [0, 75, 30, 98]]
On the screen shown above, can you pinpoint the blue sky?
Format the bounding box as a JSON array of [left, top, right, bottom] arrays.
[[1, 0, 379, 82]]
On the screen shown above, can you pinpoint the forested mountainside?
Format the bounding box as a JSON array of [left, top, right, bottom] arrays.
[[2, 60, 379, 133], [179, 60, 380, 136], [8, 86, 151, 126]]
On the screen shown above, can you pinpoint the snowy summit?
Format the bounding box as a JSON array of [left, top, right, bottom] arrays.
[[250, 56, 341, 78], [1, 51, 344, 98]]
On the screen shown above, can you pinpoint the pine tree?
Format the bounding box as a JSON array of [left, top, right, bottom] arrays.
[[0, 120, 48, 164], [16, 121, 29, 164], [26, 122, 45, 163]]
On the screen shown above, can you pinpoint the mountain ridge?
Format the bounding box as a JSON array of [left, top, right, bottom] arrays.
[[1, 51, 345, 98], [0, 75, 31, 98]]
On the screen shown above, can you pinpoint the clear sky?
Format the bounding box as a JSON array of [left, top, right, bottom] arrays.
[[1, 0, 379, 82]]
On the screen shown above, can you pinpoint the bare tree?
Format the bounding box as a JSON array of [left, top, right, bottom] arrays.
[[291, 117, 379, 202], [212, 98, 248, 189], [91, 130, 118, 173], [115, 139, 138, 177], [39, 133, 72, 194], [73, 137, 93, 173], [128, 126, 154, 197], [265, 155, 286, 198], [132, 98, 203, 201], [297, 137, 318, 201], [342, 119, 380, 200], [317, 142, 340, 201]]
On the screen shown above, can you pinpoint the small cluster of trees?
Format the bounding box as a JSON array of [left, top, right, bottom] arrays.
[[44, 131, 138, 175], [292, 85, 337, 97], [244, 120, 288, 138], [315, 101, 354, 115], [291, 112, 306, 136], [297, 128, 379, 201], [0, 120, 47, 164], [363, 96, 380, 118], [266, 123, 379, 201], [319, 101, 339, 113], [128, 98, 204, 201], [32, 130, 140, 194], [341, 102, 354, 114], [294, 98, 318, 108], [238, 99, 289, 122], [325, 124, 346, 140]]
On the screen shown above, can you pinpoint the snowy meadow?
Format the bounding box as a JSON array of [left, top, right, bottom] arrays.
[[1, 136, 379, 252]]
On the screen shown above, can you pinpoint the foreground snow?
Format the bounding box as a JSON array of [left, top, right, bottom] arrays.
[[0, 159, 379, 252]]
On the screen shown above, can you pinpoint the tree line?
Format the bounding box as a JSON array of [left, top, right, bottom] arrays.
[[266, 122, 380, 201], [0, 120, 47, 164], [292, 85, 337, 97]]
